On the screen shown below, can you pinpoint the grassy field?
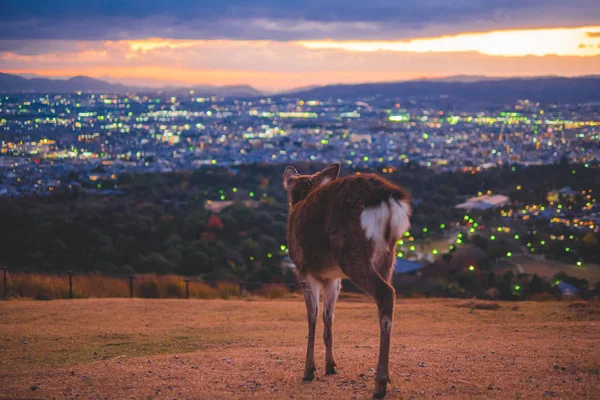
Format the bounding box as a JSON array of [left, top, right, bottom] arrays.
[[515, 256, 600, 285], [1, 297, 599, 399]]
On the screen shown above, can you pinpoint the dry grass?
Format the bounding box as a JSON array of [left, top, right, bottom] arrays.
[[0, 298, 599, 399], [4, 273, 251, 300], [517, 257, 600, 285]]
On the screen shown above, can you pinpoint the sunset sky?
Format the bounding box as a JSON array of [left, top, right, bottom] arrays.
[[1, 0, 599, 92]]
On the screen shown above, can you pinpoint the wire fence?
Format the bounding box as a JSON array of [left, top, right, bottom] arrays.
[[0, 268, 297, 301]]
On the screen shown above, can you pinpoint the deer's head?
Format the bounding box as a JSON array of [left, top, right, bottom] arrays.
[[283, 163, 340, 205]]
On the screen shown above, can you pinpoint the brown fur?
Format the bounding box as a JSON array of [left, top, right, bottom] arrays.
[[284, 164, 411, 398]]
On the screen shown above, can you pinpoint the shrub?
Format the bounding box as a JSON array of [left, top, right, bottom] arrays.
[[193, 282, 220, 299], [255, 284, 288, 299], [217, 282, 240, 299], [137, 279, 160, 298]]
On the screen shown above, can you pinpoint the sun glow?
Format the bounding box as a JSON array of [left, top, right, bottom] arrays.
[[298, 26, 600, 57]]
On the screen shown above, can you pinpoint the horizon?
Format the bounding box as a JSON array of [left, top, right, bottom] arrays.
[[1, 1, 599, 91], [3, 71, 600, 95]]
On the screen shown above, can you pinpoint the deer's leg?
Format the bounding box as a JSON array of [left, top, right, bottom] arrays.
[[341, 261, 395, 399], [300, 274, 321, 381], [322, 278, 341, 375]]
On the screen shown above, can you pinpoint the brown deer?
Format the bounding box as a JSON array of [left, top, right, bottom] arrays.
[[284, 163, 411, 398]]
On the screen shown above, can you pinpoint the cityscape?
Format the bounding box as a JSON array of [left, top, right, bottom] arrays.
[[1, 87, 599, 197], [2, 0, 600, 399]]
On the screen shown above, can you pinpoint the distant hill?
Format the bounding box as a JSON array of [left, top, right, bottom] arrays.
[[284, 76, 600, 103], [0, 73, 263, 97]]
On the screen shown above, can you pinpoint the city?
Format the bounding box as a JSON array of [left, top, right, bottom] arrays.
[[1, 1, 600, 398], [1, 90, 599, 197]]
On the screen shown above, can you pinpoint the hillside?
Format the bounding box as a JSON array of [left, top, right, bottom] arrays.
[[284, 76, 600, 103], [0, 73, 263, 97]]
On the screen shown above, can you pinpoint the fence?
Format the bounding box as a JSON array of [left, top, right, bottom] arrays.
[[0, 268, 296, 301]]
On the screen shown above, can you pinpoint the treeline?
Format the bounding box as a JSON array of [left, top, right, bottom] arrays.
[[0, 162, 598, 290]]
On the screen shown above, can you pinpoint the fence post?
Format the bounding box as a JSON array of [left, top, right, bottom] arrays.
[[2, 267, 7, 300], [128, 275, 134, 298], [185, 279, 190, 299], [239, 280, 244, 294], [68, 271, 73, 299]]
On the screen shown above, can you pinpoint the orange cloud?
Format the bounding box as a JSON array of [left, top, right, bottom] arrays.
[[2, 26, 599, 91]]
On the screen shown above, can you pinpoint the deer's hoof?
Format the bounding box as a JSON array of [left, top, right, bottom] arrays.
[[303, 367, 316, 381], [373, 377, 390, 399], [325, 363, 337, 375]]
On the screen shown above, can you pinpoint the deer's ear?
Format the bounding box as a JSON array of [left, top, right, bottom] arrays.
[[283, 166, 298, 189], [314, 163, 340, 186]]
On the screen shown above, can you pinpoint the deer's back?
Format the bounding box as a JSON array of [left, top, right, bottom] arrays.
[[287, 174, 409, 273]]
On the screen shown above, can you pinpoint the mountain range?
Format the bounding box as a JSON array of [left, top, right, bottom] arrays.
[[0, 73, 262, 97], [285, 76, 600, 103], [1, 72, 600, 102]]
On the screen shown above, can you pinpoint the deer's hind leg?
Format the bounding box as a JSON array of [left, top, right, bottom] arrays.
[[338, 252, 396, 399], [299, 274, 321, 381], [322, 278, 341, 375]]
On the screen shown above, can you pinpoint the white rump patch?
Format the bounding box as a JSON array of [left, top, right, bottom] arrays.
[[360, 202, 390, 242], [361, 202, 391, 266], [361, 199, 411, 267], [389, 200, 411, 239]]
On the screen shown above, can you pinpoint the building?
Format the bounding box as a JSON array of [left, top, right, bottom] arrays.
[[455, 194, 510, 210]]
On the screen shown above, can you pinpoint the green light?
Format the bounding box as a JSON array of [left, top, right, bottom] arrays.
[[397, 252, 404, 258], [470, 228, 475, 233], [410, 245, 416, 251], [404, 231, 410, 237], [220, 195, 225, 200], [422, 133, 429, 139], [211, 159, 217, 165], [250, 256, 254, 261], [469, 265, 475, 271], [490, 235, 496, 240], [514, 234, 520, 239], [440, 223, 446, 229], [565, 247, 570, 252], [432, 249, 438, 255], [464, 215, 469, 221], [577, 261, 582, 266], [232, 187, 238, 192], [540, 240, 545, 245], [507, 252, 512, 257], [555, 280, 560, 285], [249, 192, 255, 197], [268, 253, 272, 258], [456, 239, 462, 244], [189, 146, 193, 151], [458, 233, 463, 238], [280, 245, 287, 251], [398, 240, 404, 245], [423, 227, 428, 233], [363, 156, 369, 161], [514, 285, 521, 291]]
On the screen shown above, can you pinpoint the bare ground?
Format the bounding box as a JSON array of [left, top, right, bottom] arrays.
[[0, 297, 599, 399]]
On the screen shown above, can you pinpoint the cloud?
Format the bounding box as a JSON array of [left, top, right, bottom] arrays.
[[1, 0, 600, 40], [2, 39, 599, 91]]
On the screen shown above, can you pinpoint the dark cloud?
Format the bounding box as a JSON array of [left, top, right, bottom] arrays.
[[0, 0, 599, 40]]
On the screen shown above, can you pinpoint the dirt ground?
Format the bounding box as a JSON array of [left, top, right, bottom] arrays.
[[1, 297, 599, 399]]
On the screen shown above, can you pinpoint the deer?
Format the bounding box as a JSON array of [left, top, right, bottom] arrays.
[[283, 163, 411, 399]]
